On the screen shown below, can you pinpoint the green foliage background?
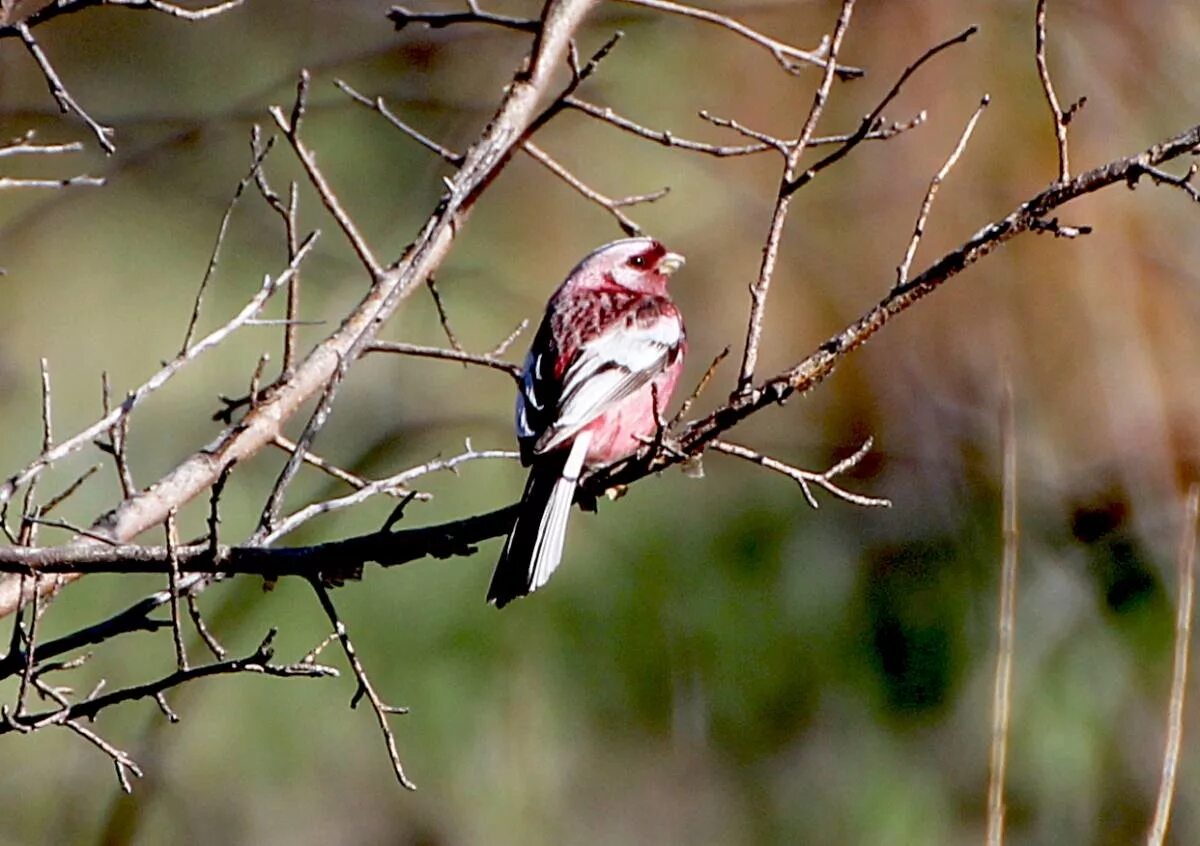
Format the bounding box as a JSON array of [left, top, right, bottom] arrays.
[[1, 1, 1199, 843]]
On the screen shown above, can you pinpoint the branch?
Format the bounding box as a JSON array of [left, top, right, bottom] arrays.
[[896, 95, 990, 289], [16, 22, 115, 154], [613, 0, 863, 78], [388, 2, 539, 33], [1034, 0, 1080, 182], [735, 0, 856, 394], [0, 629, 335, 737], [0, 0, 600, 619]]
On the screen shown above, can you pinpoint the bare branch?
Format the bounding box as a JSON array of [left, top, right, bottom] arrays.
[[614, 0, 863, 78], [335, 79, 463, 165], [896, 95, 990, 290], [0, 233, 319, 514], [425, 276, 464, 351], [1147, 483, 1199, 846], [523, 140, 667, 236], [488, 319, 529, 357], [104, 0, 245, 21], [0, 132, 84, 158], [271, 435, 378, 492], [0, 175, 104, 189], [784, 25, 979, 197], [309, 581, 415, 790], [669, 346, 728, 427], [260, 445, 515, 545], [388, 2, 539, 34], [271, 71, 384, 281], [16, 23, 115, 154], [182, 135, 277, 352], [1128, 162, 1200, 204], [1035, 0, 1074, 182], [585, 122, 1200, 493], [710, 438, 889, 509], [367, 340, 522, 380], [0, 629, 336, 737], [164, 511, 188, 672], [567, 96, 925, 158], [736, 0, 857, 395]]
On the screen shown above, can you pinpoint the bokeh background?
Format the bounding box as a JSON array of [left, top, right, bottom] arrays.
[[2, 1, 1199, 843]]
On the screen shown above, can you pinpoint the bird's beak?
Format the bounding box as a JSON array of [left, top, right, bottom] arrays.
[[658, 252, 686, 276]]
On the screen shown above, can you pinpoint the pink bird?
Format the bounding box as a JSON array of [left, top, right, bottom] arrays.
[[488, 238, 687, 607]]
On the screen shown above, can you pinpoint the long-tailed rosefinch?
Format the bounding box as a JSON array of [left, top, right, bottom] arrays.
[[488, 237, 687, 607]]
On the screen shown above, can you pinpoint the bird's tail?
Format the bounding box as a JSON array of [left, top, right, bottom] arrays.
[[488, 433, 590, 608]]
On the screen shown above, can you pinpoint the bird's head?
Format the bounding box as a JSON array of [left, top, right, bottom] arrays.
[[568, 237, 685, 296]]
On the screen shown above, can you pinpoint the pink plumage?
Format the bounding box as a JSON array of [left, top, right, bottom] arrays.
[[488, 238, 687, 607]]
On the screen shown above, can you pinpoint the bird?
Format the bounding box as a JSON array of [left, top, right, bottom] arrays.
[[487, 237, 687, 607]]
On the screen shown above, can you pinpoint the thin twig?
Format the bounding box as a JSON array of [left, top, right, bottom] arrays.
[[1129, 163, 1200, 204], [270, 71, 383, 281], [367, 340, 522, 380], [896, 95, 990, 289], [388, 2, 539, 33], [99, 372, 135, 500], [567, 96, 924, 158], [987, 377, 1019, 846], [0, 175, 105, 189], [105, 0, 245, 21], [16, 23, 115, 154], [260, 446, 515, 545], [1147, 484, 1199, 846], [784, 25, 979, 197], [523, 139, 668, 236], [256, 354, 351, 538], [669, 346, 728, 427], [709, 437, 889, 509], [164, 510, 188, 671], [489, 319, 529, 356], [0, 132, 83, 158], [0, 233, 319, 512], [334, 79, 463, 165], [614, 0, 863, 78], [182, 136, 277, 351], [271, 435, 377, 492], [1035, 0, 1071, 182], [0, 629, 337, 736], [425, 276, 463, 351], [309, 581, 415, 790], [736, 0, 856, 395]]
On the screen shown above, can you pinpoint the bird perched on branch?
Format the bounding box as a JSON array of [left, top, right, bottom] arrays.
[[488, 238, 687, 607]]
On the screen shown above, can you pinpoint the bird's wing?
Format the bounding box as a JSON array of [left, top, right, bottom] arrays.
[[534, 306, 683, 455]]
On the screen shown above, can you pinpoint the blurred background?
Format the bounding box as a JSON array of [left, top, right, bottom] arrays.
[[1, 1, 1199, 843]]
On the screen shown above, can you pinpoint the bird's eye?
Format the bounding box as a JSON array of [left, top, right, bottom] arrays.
[[628, 255, 647, 268]]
